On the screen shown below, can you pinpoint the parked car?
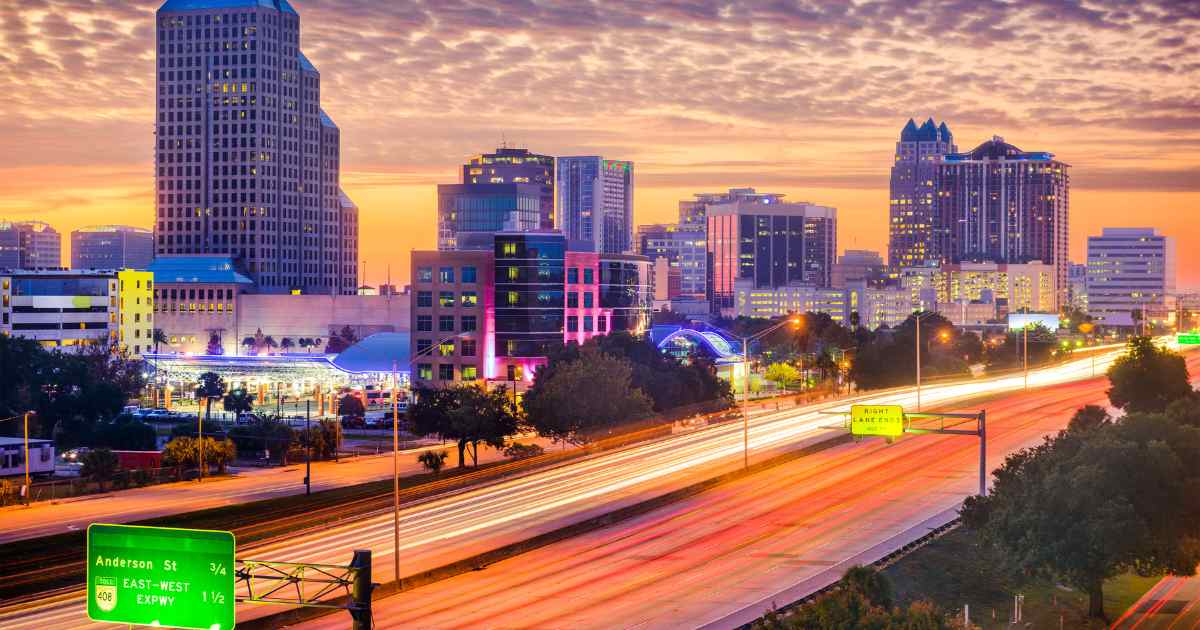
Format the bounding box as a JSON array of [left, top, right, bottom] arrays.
[[341, 415, 365, 429]]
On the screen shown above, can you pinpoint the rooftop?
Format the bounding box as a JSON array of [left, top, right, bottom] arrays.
[[944, 136, 1056, 162], [331, 333, 411, 374], [159, 0, 298, 15], [147, 255, 254, 285], [73, 225, 152, 235]]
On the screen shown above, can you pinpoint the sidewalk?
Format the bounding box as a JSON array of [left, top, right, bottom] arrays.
[[0, 438, 539, 545]]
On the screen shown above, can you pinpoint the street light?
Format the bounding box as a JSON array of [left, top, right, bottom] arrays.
[[914, 311, 940, 412], [706, 317, 802, 469]]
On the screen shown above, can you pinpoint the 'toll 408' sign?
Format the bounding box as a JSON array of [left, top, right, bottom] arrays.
[[850, 404, 906, 438], [87, 524, 236, 629]]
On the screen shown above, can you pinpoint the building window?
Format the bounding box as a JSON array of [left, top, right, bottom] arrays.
[[598, 315, 608, 331], [416, 339, 432, 355], [462, 266, 477, 283], [417, 363, 432, 380], [567, 268, 578, 284], [439, 267, 454, 283], [567, 315, 578, 332], [439, 315, 454, 332], [461, 365, 478, 380], [461, 315, 477, 332], [583, 316, 593, 332], [461, 291, 477, 307], [417, 315, 432, 332], [439, 364, 455, 381], [506, 364, 523, 381], [583, 268, 594, 284], [438, 341, 454, 356], [461, 339, 476, 357], [439, 291, 455, 307], [416, 291, 432, 308], [417, 267, 433, 282], [567, 292, 578, 308], [583, 292, 593, 308], [502, 242, 517, 256], [507, 291, 519, 306]]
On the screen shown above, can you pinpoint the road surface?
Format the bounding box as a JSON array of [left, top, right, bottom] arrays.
[[0, 345, 1181, 629], [294, 374, 1146, 629], [1112, 572, 1200, 629]]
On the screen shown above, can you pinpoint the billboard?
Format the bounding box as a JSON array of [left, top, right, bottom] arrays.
[[1007, 313, 1060, 332]]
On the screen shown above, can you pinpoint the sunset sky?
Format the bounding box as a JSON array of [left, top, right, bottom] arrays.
[[1, 0, 1197, 287]]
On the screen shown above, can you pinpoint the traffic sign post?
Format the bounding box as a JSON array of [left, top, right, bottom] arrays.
[[87, 524, 235, 630], [850, 404, 906, 438]]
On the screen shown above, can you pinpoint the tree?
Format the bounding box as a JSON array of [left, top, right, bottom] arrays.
[[195, 372, 227, 476], [280, 338, 295, 353], [300, 420, 339, 460], [985, 323, 1059, 372], [1107, 336, 1193, 413], [152, 328, 169, 354], [81, 448, 121, 492], [325, 326, 359, 354], [764, 362, 800, 389], [523, 348, 653, 444], [417, 450, 447, 476], [223, 388, 254, 415], [206, 333, 224, 355], [961, 411, 1200, 620], [241, 336, 256, 354], [227, 417, 296, 465], [504, 442, 545, 460], [409, 385, 522, 468], [338, 393, 365, 419], [756, 566, 954, 629], [94, 415, 158, 451], [162, 437, 196, 477]]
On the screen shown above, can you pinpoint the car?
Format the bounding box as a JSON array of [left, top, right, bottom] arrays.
[[236, 413, 260, 426], [341, 415, 365, 429]]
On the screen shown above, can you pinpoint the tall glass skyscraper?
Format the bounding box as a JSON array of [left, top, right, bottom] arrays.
[[154, 0, 358, 294], [463, 147, 555, 230], [887, 118, 956, 268], [556, 157, 634, 254]]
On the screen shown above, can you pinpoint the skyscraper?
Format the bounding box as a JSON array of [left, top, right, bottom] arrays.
[[706, 195, 837, 314], [0, 220, 61, 269], [463, 147, 555, 229], [680, 188, 780, 229], [937, 136, 1070, 307], [1086, 228, 1176, 328], [887, 118, 956, 268], [154, 0, 358, 294], [636, 223, 706, 299], [557, 157, 634, 254], [437, 184, 542, 250], [71, 226, 155, 270]]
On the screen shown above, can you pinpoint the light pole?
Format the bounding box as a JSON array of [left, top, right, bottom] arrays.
[[23, 411, 32, 505], [304, 399, 311, 496], [914, 312, 936, 412]]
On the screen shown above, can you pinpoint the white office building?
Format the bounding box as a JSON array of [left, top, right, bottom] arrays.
[[1086, 228, 1176, 328]]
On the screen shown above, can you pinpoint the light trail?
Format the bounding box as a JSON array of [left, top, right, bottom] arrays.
[[0, 342, 1175, 629]]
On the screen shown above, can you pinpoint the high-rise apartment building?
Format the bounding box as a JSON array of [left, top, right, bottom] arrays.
[[888, 118, 956, 267], [463, 147, 555, 230], [937, 136, 1070, 307], [0, 221, 62, 269], [1086, 228, 1176, 328], [557, 157, 634, 254], [154, 0, 358, 294], [636, 223, 706, 299], [706, 196, 837, 314], [71, 225, 155, 270]]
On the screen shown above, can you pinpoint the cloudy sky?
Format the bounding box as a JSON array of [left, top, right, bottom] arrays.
[[1, 0, 1198, 286]]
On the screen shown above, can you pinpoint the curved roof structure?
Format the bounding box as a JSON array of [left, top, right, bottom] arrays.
[[331, 333, 411, 375], [945, 136, 1055, 162], [654, 327, 742, 363], [147, 255, 254, 284]]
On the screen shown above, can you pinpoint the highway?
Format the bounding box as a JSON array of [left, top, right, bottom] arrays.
[[0, 344, 1180, 629], [1112, 572, 1200, 629]]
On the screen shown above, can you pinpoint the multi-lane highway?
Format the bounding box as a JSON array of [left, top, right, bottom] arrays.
[[0, 343, 1181, 629], [1112, 572, 1200, 629]]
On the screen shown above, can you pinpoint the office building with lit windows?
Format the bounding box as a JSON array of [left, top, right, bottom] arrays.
[[636, 223, 706, 299], [436, 184, 542, 251], [936, 136, 1070, 307], [1086, 228, 1176, 328], [0, 221, 62, 270], [706, 195, 837, 315], [888, 118, 956, 268], [71, 225, 155, 270], [463, 147, 555, 230], [154, 0, 358, 294], [557, 157, 634, 254]]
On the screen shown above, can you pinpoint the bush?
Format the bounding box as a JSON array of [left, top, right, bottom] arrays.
[[503, 443, 545, 460], [80, 448, 122, 492], [417, 449, 448, 476]]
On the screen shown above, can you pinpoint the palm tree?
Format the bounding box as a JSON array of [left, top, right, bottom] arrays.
[[263, 336, 279, 355], [152, 328, 169, 354], [241, 336, 256, 355], [280, 338, 295, 354], [195, 372, 227, 481], [298, 338, 312, 353]]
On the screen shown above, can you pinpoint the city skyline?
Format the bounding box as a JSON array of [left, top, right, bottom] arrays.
[[0, 1, 1197, 287]]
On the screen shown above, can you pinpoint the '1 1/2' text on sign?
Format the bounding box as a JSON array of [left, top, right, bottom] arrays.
[[87, 523, 235, 630]]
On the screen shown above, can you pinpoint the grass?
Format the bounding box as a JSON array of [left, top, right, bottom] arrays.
[[882, 526, 1159, 628]]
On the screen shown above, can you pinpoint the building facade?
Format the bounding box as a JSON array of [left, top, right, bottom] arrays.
[[463, 147, 555, 230], [831, 249, 885, 289], [71, 225, 155, 270], [0, 269, 153, 355], [1086, 228, 1176, 328], [1067, 262, 1088, 312], [636, 223, 706, 299], [888, 118, 956, 267], [409, 249, 493, 387], [899, 261, 1057, 317], [707, 196, 837, 314], [557, 157, 634, 254], [733, 279, 917, 329], [0, 221, 62, 270], [154, 0, 358, 294], [436, 183, 542, 250], [937, 136, 1070, 307]]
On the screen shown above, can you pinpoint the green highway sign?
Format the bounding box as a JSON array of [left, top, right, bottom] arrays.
[[87, 524, 235, 629], [1178, 333, 1200, 345], [850, 404, 906, 437]]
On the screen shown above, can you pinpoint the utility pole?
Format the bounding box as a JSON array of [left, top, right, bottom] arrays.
[[742, 336, 750, 470], [23, 411, 31, 505], [916, 315, 924, 412], [1023, 326, 1029, 390], [391, 360, 400, 583], [198, 403, 204, 483], [305, 399, 311, 496]]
